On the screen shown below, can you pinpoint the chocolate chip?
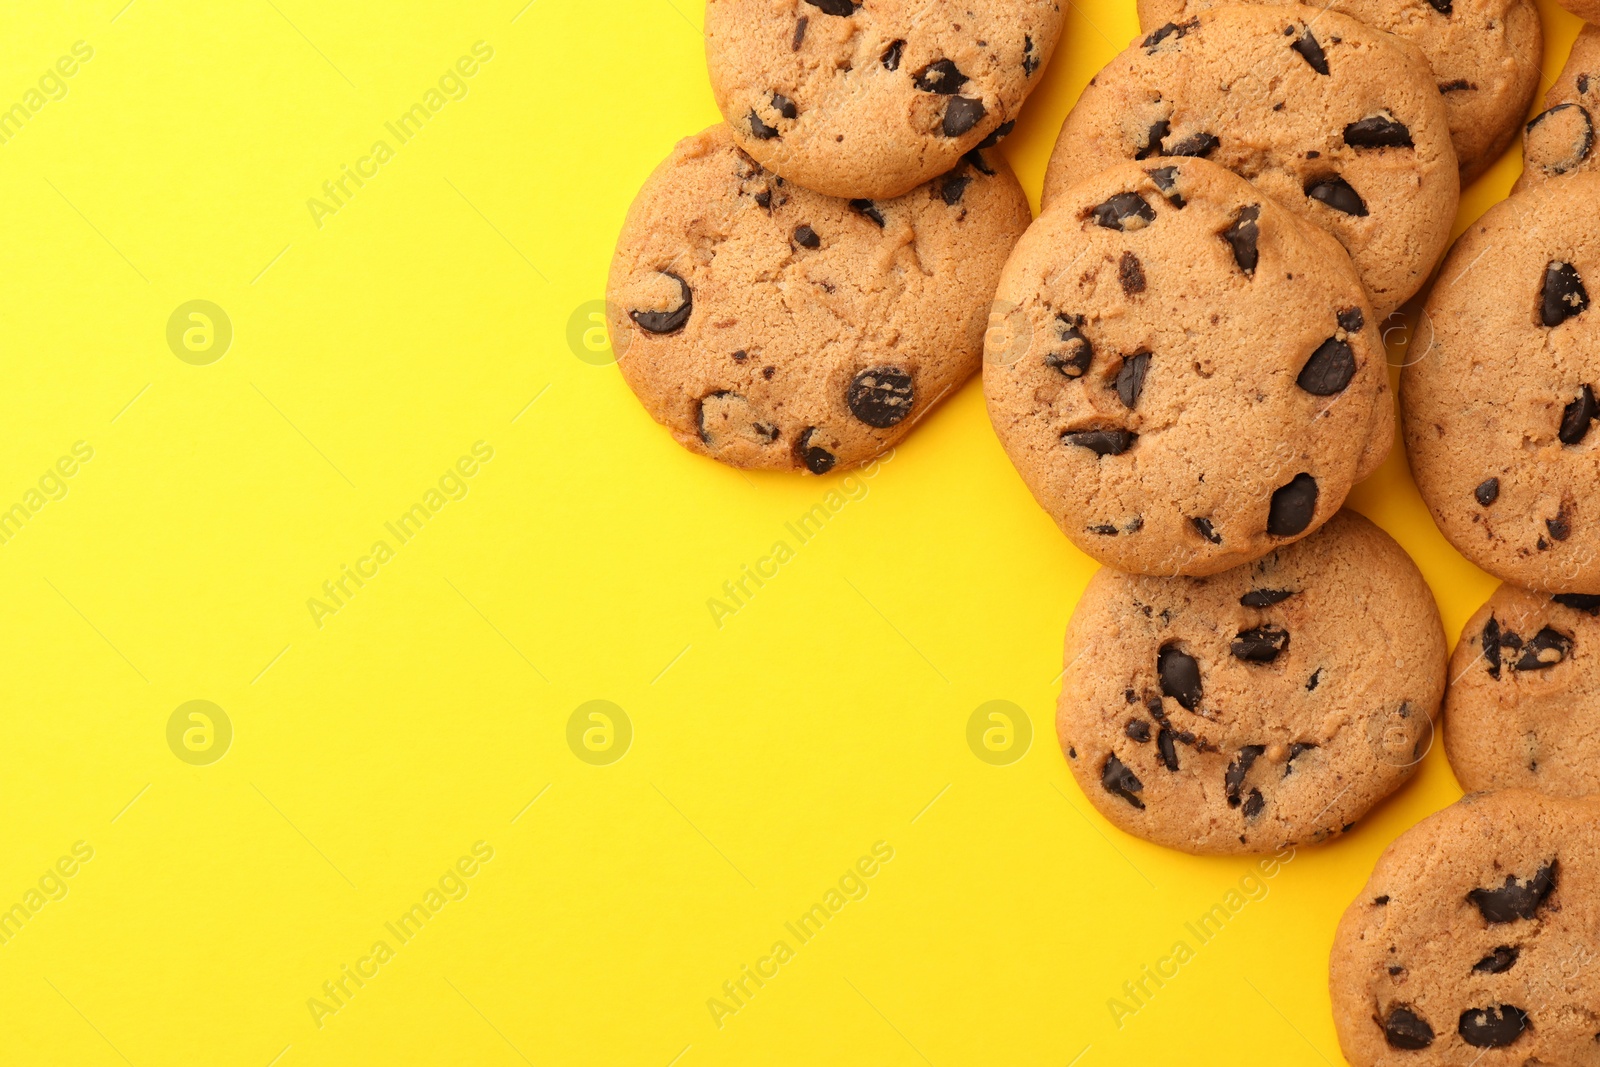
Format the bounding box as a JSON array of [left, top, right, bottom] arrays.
[[847, 366, 914, 427], [793, 16, 808, 50], [1554, 593, 1600, 614], [943, 97, 986, 137], [1114, 351, 1151, 408], [1475, 478, 1500, 506], [851, 199, 885, 227], [1126, 719, 1151, 742], [1222, 205, 1260, 274], [964, 149, 995, 175], [1515, 627, 1572, 670], [881, 39, 904, 70], [977, 120, 1015, 149], [1158, 645, 1202, 710], [793, 225, 821, 249], [1338, 307, 1365, 332], [1023, 35, 1040, 77], [1101, 754, 1145, 808], [1156, 727, 1179, 770], [804, 0, 857, 14], [795, 428, 836, 474], [754, 422, 779, 443], [1241, 589, 1294, 607], [1306, 175, 1368, 216], [1192, 517, 1222, 544], [749, 110, 781, 140], [1145, 167, 1183, 207], [771, 93, 797, 120], [1344, 115, 1414, 149], [1560, 385, 1597, 445], [1549, 507, 1573, 542], [629, 272, 693, 334], [1119, 251, 1146, 295], [1425, 0, 1452, 11], [1526, 103, 1594, 176], [1306, 668, 1321, 690], [1373, 895, 1389, 906], [1297, 337, 1356, 395], [914, 59, 969, 95], [1092, 192, 1156, 230], [732, 349, 748, 362], [1142, 20, 1194, 52], [1384, 1007, 1435, 1050], [1483, 615, 1503, 679], [1267, 473, 1318, 536], [1468, 861, 1557, 922], [1242, 789, 1265, 818], [1542, 261, 1589, 326], [1439, 79, 1472, 92], [1232, 626, 1290, 663], [1135, 119, 1171, 160], [941, 174, 972, 205], [1292, 29, 1329, 75], [1046, 315, 1093, 378], [1089, 524, 1119, 535], [1285, 742, 1317, 775], [1225, 745, 1265, 807], [1167, 131, 1219, 157], [1064, 429, 1137, 456], [1459, 1006, 1529, 1049], [1473, 946, 1519, 974]]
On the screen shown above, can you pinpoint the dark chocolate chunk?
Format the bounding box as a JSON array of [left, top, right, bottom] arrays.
[[1306, 668, 1321, 691], [1135, 119, 1171, 160], [1241, 789, 1265, 818], [914, 59, 969, 95], [1167, 131, 1219, 157], [1459, 1006, 1529, 1049], [1560, 384, 1597, 443], [943, 97, 986, 137], [1475, 478, 1499, 507], [1473, 946, 1518, 974], [1526, 102, 1594, 175], [1425, 0, 1453, 11], [1241, 588, 1294, 607], [1297, 337, 1357, 395], [793, 224, 821, 249], [1232, 625, 1290, 663], [1156, 727, 1179, 771], [1548, 508, 1572, 542], [1292, 29, 1329, 75], [1158, 645, 1202, 710], [847, 366, 914, 428], [964, 149, 995, 175], [1542, 261, 1589, 326], [771, 93, 797, 120], [1514, 627, 1573, 671], [629, 272, 693, 334], [1225, 745, 1265, 807], [977, 120, 1016, 149], [850, 199, 885, 227], [795, 428, 835, 474], [1285, 742, 1317, 775], [1306, 175, 1368, 216], [1439, 78, 1472, 92], [753, 422, 779, 443], [749, 109, 781, 140], [793, 16, 808, 50], [1192, 517, 1222, 544], [1046, 315, 1093, 378], [1024, 35, 1040, 76], [1343, 115, 1414, 149], [1114, 351, 1151, 408], [941, 174, 972, 205], [1483, 615, 1503, 679], [881, 39, 905, 70], [1222, 205, 1260, 274], [804, 0, 857, 15], [1092, 192, 1157, 230], [1338, 307, 1365, 332], [1125, 719, 1151, 742], [1064, 429, 1137, 456], [1119, 251, 1146, 295], [1267, 473, 1318, 537], [1554, 593, 1600, 614], [1384, 1007, 1435, 1050], [1467, 861, 1557, 922], [1142, 20, 1194, 52], [1101, 754, 1146, 808]]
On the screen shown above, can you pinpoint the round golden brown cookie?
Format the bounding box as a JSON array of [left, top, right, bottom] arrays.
[[985, 158, 1392, 576], [704, 0, 1064, 200], [1519, 25, 1600, 192], [607, 125, 1030, 473], [1403, 173, 1600, 592], [1134, 0, 1541, 185], [1330, 789, 1600, 1065], [1057, 510, 1446, 856], [1445, 585, 1600, 797], [1040, 4, 1459, 317]]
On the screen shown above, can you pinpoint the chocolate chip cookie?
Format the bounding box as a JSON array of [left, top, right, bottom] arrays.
[[1519, 25, 1600, 191], [1330, 789, 1600, 1065], [1058, 510, 1447, 855], [1555, 0, 1600, 30], [1444, 585, 1600, 798], [1403, 172, 1600, 592], [705, 0, 1063, 200], [985, 158, 1392, 576], [1040, 4, 1459, 317], [1135, 0, 1541, 184], [608, 125, 1030, 473]]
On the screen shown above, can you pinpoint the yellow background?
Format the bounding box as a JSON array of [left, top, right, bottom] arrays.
[[0, 0, 1580, 1063]]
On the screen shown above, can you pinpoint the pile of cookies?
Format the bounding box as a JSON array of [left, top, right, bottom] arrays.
[[605, 1, 1600, 1063]]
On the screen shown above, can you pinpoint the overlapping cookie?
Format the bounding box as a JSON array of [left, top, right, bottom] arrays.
[[1330, 789, 1600, 1065], [1445, 585, 1600, 797], [1041, 4, 1459, 316], [1403, 172, 1600, 592], [1057, 511, 1446, 855], [1135, 0, 1541, 183], [985, 158, 1391, 576], [1520, 25, 1600, 190], [705, 0, 1064, 199], [608, 125, 1030, 473]]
